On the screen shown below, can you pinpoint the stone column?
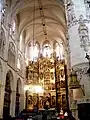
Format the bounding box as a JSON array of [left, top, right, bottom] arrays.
[[0, 85, 4, 119], [10, 90, 16, 117], [0, 59, 8, 119], [20, 94, 24, 112], [65, 0, 90, 119]]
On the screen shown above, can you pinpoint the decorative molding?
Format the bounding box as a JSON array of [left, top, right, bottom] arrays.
[[67, 11, 90, 28], [0, 27, 6, 58], [65, 0, 77, 28], [72, 62, 89, 81], [84, 0, 90, 19], [78, 15, 90, 52], [77, 97, 90, 104]]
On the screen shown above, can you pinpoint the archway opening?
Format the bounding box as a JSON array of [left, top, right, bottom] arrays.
[[3, 70, 13, 118]]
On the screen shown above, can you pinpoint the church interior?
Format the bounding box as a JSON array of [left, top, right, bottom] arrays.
[[0, 0, 90, 120]]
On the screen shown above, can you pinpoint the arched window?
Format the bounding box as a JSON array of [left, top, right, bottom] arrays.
[[8, 42, 16, 68], [43, 41, 51, 58], [17, 58, 20, 70], [33, 42, 39, 61], [20, 35, 22, 51], [17, 54, 23, 71], [0, 27, 6, 57], [12, 20, 16, 32], [3, 70, 13, 118], [54, 42, 64, 60], [28, 42, 39, 61]]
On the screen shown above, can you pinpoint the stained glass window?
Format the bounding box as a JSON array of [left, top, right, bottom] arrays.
[[17, 58, 20, 70], [43, 43, 51, 58], [20, 35, 22, 51], [29, 42, 39, 61], [55, 42, 64, 60]]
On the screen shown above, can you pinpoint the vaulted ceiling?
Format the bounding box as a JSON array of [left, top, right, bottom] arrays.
[[11, 0, 66, 47]]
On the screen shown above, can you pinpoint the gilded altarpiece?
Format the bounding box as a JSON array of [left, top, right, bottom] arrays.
[[26, 57, 67, 109]]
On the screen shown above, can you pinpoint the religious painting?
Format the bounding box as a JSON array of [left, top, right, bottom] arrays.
[[52, 83, 55, 90], [28, 95, 32, 105], [62, 94, 67, 109], [44, 72, 50, 80], [50, 72, 54, 80], [57, 74, 60, 81], [61, 80, 65, 88], [28, 71, 33, 79], [60, 69, 65, 78], [40, 72, 43, 80], [52, 96, 56, 107], [39, 64, 43, 70], [27, 95, 33, 109], [39, 96, 43, 108], [48, 85, 51, 90], [50, 62, 54, 69], [57, 82, 60, 89], [32, 94, 37, 106]]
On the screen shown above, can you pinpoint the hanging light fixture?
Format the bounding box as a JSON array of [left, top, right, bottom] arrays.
[[32, 0, 35, 61], [26, 0, 38, 84], [69, 69, 81, 89]]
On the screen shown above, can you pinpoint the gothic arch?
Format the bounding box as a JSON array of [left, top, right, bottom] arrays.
[[35, 41, 40, 49], [53, 40, 58, 49], [42, 40, 51, 57], [53, 41, 64, 60], [3, 70, 13, 118], [42, 40, 51, 47]]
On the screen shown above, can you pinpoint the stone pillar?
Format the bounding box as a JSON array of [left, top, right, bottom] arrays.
[[0, 59, 8, 119], [0, 85, 4, 119], [10, 90, 16, 117], [65, 0, 90, 119], [70, 100, 78, 120], [20, 94, 24, 112]]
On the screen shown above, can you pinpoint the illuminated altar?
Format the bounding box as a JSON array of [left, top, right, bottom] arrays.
[[25, 52, 68, 110]]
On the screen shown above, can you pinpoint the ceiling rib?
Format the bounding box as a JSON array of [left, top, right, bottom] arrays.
[[38, 0, 48, 40]]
